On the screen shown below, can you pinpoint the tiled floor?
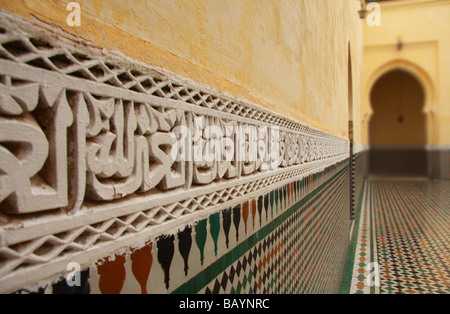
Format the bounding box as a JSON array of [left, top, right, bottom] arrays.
[[343, 178, 450, 294]]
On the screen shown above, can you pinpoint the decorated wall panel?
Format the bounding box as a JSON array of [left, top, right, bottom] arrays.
[[14, 160, 350, 294], [0, 12, 349, 293]]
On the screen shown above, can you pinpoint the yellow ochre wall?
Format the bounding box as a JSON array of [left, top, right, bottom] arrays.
[[0, 0, 364, 139], [362, 0, 450, 146]]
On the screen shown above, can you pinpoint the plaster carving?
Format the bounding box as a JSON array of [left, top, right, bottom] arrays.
[[0, 79, 72, 214], [0, 12, 349, 292]]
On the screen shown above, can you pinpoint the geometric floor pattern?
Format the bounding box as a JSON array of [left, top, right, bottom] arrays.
[[372, 178, 450, 294], [346, 178, 450, 294]]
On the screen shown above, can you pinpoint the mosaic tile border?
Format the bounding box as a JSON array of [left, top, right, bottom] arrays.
[[182, 164, 350, 294], [347, 180, 380, 294]]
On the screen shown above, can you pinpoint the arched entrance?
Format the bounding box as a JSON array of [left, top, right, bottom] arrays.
[[369, 69, 427, 177]]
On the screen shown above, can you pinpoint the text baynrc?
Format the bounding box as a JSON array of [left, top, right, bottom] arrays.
[[223, 298, 270, 310], [178, 298, 270, 311]]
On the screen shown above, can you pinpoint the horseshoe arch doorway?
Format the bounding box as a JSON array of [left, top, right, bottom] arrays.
[[369, 68, 427, 177]]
